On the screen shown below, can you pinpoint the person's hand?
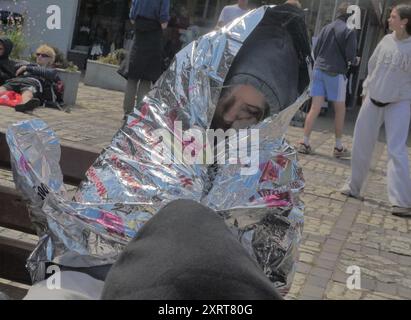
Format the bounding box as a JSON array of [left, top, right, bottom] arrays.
[[16, 65, 27, 76], [161, 22, 168, 30]]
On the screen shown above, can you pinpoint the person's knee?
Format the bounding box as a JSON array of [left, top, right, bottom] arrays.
[[309, 97, 324, 113], [333, 101, 346, 111], [21, 90, 34, 98]]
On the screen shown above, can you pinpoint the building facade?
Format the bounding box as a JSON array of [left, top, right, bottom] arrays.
[[1, 0, 79, 56], [0, 0, 400, 107]]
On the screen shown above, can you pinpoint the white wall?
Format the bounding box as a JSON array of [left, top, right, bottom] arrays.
[[1, 0, 79, 56]]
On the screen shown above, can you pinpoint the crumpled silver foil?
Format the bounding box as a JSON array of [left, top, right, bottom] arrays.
[[6, 6, 311, 294]]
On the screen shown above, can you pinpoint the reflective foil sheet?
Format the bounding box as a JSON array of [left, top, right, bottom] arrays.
[[204, 93, 308, 294], [6, 5, 311, 294]]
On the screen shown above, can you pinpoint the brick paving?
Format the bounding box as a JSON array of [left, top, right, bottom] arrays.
[[1, 83, 411, 300]]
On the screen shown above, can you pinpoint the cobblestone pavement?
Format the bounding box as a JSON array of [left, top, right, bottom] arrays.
[[1, 83, 411, 300]]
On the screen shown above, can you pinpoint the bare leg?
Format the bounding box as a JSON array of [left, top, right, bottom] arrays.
[[21, 90, 34, 103], [0, 86, 7, 94], [302, 96, 325, 143], [15, 90, 40, 112], [333, 101, 346, 140]]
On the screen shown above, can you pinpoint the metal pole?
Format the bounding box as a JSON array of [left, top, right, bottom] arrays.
[[203, 0, 210, 19], [332, 0, 338, 20], [314, 0, 324, 36]]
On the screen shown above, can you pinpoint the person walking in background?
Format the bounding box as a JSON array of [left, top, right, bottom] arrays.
[[341, 4, 411, 218], [217, 0, 249, 28], [297, 2, 358, 158], [122, 0, 170, 118]]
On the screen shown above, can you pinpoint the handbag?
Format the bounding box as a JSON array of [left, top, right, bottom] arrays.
[[117, 51, 129, 80], [332, 27, 351, 76]]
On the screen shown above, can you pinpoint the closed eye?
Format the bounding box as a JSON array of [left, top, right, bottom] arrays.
[[245, 104, 263, 119]]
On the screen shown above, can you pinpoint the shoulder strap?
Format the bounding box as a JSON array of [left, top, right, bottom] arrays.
[[332, 27, 348, 70]]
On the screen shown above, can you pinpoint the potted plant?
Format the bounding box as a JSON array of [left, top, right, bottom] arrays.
[[84, 49, 127, 92], [52, 47, 81, 106]]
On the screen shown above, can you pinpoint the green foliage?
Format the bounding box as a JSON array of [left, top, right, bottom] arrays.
[[0, 21, 27, 60], [97, 49, 127, 66], [52, 46, 79, 72]]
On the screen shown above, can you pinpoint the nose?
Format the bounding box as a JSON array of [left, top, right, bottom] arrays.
[[223, 109, 238, 127]]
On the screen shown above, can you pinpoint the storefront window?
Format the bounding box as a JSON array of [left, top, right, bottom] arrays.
[[71, 0, 130, 59]]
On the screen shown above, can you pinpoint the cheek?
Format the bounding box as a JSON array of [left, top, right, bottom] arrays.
[[231, 118, 258, 130]]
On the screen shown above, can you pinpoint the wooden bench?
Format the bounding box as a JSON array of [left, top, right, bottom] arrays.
[[0, 132, 100, 299]]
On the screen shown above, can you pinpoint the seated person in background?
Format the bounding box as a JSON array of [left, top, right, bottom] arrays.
[[0, 36, 17, 86], [0, 44, 64, 112]]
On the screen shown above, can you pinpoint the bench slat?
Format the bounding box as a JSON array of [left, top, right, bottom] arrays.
[[0, 185, 36, 235], [0, 279, 29, 300], [0, 236, 34, 285], [0, 131, 100, 185]]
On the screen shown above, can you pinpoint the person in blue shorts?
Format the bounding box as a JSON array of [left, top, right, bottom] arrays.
[[297, 2, 358, 158]]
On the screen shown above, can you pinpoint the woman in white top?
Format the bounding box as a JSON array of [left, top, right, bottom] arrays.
[[341, 4, 411, 217]]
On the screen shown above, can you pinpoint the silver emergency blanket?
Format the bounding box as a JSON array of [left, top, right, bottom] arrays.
[[7, 6, 310, 294]]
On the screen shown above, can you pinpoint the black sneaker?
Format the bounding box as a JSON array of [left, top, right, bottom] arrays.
[[392, 206, 411, 218], [15, 98, 41, 113]]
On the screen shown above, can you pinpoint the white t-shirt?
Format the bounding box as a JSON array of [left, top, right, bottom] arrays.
[[218, 4, 249, 26]]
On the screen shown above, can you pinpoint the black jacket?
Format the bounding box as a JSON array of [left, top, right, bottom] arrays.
[[0, 37, 17, 85], [13, 62, 59, 82], [314, 17, 358, 74]]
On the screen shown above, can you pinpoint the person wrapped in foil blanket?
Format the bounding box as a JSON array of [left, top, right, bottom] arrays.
[[6, 4, 312, 298]]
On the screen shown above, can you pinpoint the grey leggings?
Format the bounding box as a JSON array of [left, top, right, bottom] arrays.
[[122, 79, 152, 115]]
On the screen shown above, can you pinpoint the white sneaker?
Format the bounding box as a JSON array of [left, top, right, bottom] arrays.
[[340, 187, 363, 201]]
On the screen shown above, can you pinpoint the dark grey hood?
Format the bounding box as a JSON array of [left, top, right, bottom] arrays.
[[0, 36, 13, 60], [224, 4, 311, 116]]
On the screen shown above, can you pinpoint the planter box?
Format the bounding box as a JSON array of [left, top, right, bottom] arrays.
[[84, 60, 126, 92], [56, 69, 81, 106]]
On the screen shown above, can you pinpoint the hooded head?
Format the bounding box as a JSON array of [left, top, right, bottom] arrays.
[[211, 4, 311, 130], [336, 2, 354, 22], [0, 37, 14, 60]]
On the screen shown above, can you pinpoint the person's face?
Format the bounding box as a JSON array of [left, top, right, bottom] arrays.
[[388, 8, 408, 33], [36, 52, 53, 66], [212, 84, 267, 130], [0, 43, 5, 58]]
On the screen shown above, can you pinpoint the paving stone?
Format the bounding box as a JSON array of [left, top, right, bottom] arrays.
[[398, 286, 411, 299]]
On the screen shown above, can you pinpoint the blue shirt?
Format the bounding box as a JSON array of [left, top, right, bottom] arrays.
[[129, 0, 170, 23]]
